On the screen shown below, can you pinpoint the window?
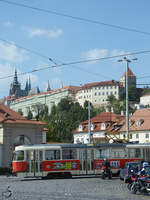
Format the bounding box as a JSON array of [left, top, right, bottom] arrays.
[[62, 149, 77, 159], [146, 133, 149, 139], [136, 133, 139, 139], [128, 148, 141, 158], [45, 150, 60, 160], [95, 92, 97, 96], [13, 151, 24, 161]]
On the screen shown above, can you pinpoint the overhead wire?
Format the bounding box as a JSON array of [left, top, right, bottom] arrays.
[[1, 49, 150, 80], [0, 0, 150, 36]]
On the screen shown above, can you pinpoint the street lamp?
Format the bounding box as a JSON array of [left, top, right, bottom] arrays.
[[118, 57, 137, 141], [88, 101, 91, 144]]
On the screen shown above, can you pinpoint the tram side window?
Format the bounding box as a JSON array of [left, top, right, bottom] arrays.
[[13, 151, 24, 161], [62, 149, 77, 159], [111, 149, 126, 158], [96, 149, 108, 158], [45, 150, 60, 160], [128, 148, 141, 158]]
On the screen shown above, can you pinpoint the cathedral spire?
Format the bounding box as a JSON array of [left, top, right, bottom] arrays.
[[25, 79, 28, 91], [28, 76, 31, 91], [46, 80, 51, 91], [13, 69, 19, 85]]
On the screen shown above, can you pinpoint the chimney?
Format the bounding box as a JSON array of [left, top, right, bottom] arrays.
[[106, 107, 109, 112], [121, 110, 124, 116], [111, 107, 114, 113]]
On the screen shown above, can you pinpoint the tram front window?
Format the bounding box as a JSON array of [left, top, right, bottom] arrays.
[[13, 151, 24, 161], [45, 150, 60, 160]]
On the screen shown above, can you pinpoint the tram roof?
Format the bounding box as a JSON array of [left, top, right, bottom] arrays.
[[15, 143, 126, 151], [126, 143, 150, 148]]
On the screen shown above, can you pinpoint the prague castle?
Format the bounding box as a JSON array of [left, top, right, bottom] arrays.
[[7, 67, 136, 117]]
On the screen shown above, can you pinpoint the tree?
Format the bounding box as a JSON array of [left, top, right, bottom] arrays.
[[27, 110, 33, 120], [46, 98, 92, 143], [120, 86, 140, 103]]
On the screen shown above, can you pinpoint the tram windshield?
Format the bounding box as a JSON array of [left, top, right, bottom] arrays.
[[13, 151, 24, 161]]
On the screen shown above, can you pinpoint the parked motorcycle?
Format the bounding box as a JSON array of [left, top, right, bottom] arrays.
[[129, 174, 150, 194]]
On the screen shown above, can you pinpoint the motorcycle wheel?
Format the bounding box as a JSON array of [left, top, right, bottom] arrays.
[[101, 174, 105, 179], [130, 183, 137, 194], [108, 174, 112, 179], [127, 183, 132, 191]]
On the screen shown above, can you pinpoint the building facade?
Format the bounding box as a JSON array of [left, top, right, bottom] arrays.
[[140, 92, 150, 107], [73, 112, 125, 144], [119, 108, 150, 143], [9, 86, 78, 117], [75, 80, 124, 107], [0, 104, 46, 167]]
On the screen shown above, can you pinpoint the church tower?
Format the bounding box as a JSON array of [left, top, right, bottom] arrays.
[[9, 69, 21, 97]]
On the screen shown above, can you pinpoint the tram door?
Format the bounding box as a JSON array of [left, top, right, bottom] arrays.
[[87, 149, 94, 174], [79, 149, 94, 175], [79, 149, 86, 174], [26, 150, 43, 177]]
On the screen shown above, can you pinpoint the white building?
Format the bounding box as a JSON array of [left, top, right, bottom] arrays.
[[9, 86, 79, 117], [75, 80, 124, 107], [119, 108, 150, 143], [140, 92, 150, 107], [73, 112, 125, 144]]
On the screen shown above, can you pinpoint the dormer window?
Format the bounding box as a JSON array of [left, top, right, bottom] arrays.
[[78, 125, 83, 131], [136, 121, 141, 127], [101, 123, 106, 130]]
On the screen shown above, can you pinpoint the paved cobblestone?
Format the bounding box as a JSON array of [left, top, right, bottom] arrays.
[[0, 176, 149, 200]]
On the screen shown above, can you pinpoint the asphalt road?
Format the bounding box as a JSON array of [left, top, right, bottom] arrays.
[[0, 176, 150, 200]]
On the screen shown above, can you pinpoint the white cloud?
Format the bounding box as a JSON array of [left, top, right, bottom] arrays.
[[82, 48, 108, 63], [3, 21, 15, 28], [27, 28, 63, 38], [0, 41, 29, 63], [82, 48, 131, 64]]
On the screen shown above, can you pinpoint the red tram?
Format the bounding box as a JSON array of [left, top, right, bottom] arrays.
[[12, 143, 142, 178]]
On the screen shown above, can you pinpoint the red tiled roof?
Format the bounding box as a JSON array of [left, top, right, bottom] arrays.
[[78, 80, 121, 91], [81, 112, 123, 124], [0, 104, 46, 125], [121, 67, 135, 78], [73, 112, 125, 134], [120, 108, 150, 132], [11, 85, 80, 103]]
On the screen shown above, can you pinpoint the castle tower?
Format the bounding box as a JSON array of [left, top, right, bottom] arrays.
[[120, 67, 136, 88]]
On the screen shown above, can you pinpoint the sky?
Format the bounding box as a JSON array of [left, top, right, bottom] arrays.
[[0, 0, 150, 98]]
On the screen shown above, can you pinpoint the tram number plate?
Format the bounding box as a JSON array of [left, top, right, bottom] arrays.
[[110, 161, 120, 168]]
